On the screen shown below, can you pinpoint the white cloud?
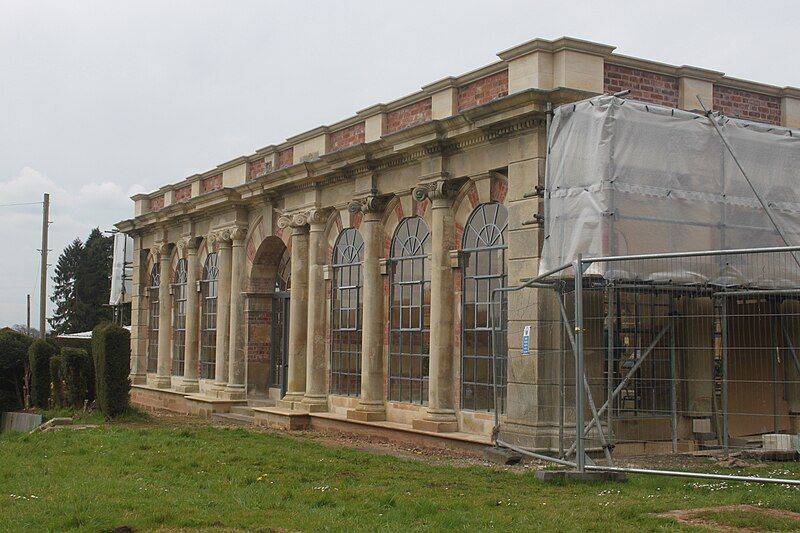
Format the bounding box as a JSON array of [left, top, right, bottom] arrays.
[[0, 167, 142, 329]]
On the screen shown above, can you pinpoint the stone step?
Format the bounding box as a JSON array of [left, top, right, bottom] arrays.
[[211, 412, 254, 426], [230, 406, 255, 417]]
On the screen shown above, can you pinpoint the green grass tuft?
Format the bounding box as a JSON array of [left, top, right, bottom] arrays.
[[2, 424, 800, 531]]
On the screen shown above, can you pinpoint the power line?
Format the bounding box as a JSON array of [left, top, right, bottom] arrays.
[[0, 201, 44, 208]]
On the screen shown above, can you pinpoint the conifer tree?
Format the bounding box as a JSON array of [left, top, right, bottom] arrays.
[[74, 228, 113, 331], [49, 238, 83, 335]]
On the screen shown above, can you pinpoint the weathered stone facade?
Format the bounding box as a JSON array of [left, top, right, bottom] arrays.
[[118, 36, 800, 448]]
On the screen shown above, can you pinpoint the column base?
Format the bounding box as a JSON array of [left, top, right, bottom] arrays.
[[347, 400, 386, 421], [152, 375, 172, 389], [412, 419, 459, 433], [219, 384, 246, 400], [277, 392, 305, 410], [173, 379, 200, 393], [299, 394, 328, 413], [130, 372, 147, 385], [347, 408, 387, 422], [413, 409, 458, 433]]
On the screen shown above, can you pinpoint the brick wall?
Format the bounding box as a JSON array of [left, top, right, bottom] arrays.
[[603, 63, 679, 108], [174, 185, 191, 203], [386, 99, 432, 134], [149, 195, 165, 211], [200, 173, 222, 194], [329, 122, 366, 152], [277, 148, 294, 170], [457, 70, 509, 112], [713, 85, 781, 125], [248, 158, 271, 181]]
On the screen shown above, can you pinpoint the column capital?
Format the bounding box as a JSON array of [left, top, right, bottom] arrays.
[[177, 236, 198, 253], [348, 193, 391, 216], [307, 207, 334, 228], [412, 178, 460, 206], [155, 240, 172, 258]]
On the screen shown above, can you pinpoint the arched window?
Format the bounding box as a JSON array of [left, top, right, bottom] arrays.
[[172, 258, 188, 377], [147, 263, 160, 373], [389, 217, 431, 405], [200, 252, 219, 379], [461, 202, 508, 412], [330, 228, 364, 397]]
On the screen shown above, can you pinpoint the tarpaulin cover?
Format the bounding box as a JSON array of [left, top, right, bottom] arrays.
[[109, 232, 134, 305], [539, 95, 800, 287]]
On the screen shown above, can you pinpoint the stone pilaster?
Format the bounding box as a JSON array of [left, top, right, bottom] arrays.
[[301, 208, 334, 412], [412, 180, 459, 433], [212, 230, 233, 393], [177, 237, 200, 392], [347, 195, 389, 422], [223, 227, 248, 399], [153, 241, 173, 388], [277, 213, 310, 408], [129, 236, 148, 384]]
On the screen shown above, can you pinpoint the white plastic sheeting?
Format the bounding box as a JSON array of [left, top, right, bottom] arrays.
[[539, 95, 800, 286], [109, 233, 133, 305]]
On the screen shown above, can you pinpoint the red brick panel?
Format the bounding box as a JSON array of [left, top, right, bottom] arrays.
[[457, 70, 509, 112], [603, 63, 679, 108], [277, 147, 294, 170], [248, 159, 266, 181], [200, 173, 222, 194], [174, 185, 191, 203], [329, 122, 365, 152], [149, 195, 165, 212], [386, 99, 432, 134], [713, 85, 781, 125]]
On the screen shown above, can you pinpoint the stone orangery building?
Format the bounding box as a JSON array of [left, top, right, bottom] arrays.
[[117, 37, 800, 450]]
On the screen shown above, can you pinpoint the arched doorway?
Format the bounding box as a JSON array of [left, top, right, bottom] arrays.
[[246, 236, 291, 400]]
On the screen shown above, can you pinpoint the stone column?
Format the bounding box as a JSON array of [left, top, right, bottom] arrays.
[[129, 237, 148, 384], [178, 238, 200, 392], [213, 230, 233, 393], [277, 213, 310, 408], [153, 242, 173, 388], [348, 196, 388, 421], [301, 209, 332, 412], [413, 181, 458, 432], [224, 227, 248, 399]]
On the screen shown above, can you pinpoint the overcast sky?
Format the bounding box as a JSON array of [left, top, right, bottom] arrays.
[[1, 0, 798, 329]]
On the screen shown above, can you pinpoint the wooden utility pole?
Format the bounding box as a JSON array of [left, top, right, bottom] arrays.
[[26, 294, 31, 336], [39, 192, 49, 339]]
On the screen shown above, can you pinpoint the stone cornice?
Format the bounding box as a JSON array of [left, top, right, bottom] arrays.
[[498, 36, 616, 61]]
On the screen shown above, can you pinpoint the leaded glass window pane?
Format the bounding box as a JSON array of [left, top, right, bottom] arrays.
[[147, 263, 160, 373], [461, 203, 508, 413], [389, 217, 430, 405], [330, 228, 364, 397], [172, 258, 188, 377], [200, 252, 218, 379]]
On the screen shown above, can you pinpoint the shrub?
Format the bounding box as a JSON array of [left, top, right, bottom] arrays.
[[28, 339, 56, 408], [60, 348, 92, 408], [0, 328, 33, 411], [52, 337, 95, 402], [49, 355, 64, 408], [92, 322, 131, 418]]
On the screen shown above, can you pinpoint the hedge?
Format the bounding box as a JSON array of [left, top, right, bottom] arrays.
[[92, 322, 131, 417], [53, 337, 95, 402], [28, 339, 56, 408], [49, 355, 64, 408], [60, 347, 92, 408], [0, 327, 33, 411]]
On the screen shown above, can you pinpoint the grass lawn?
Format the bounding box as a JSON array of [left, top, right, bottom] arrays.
[[2, 419, 800, 532]]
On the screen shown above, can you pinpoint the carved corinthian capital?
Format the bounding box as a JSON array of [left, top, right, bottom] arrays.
[[413, 179, 459, 203], [307, 207, 333, 226], [348, 193, 390, 215]]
